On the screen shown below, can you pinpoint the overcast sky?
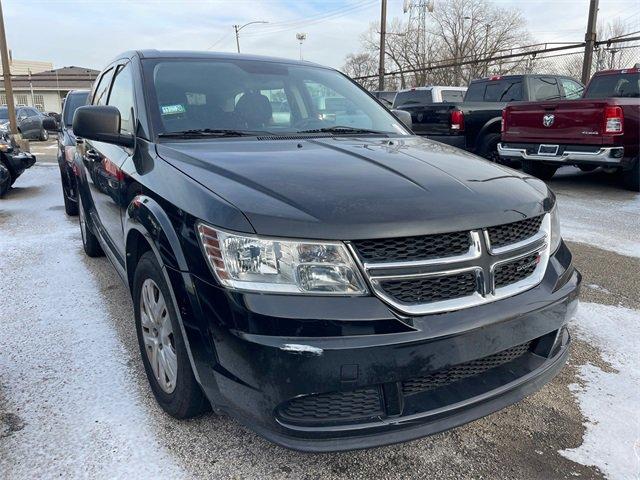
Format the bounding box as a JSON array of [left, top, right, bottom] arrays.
[[4, 0, 639, 71]]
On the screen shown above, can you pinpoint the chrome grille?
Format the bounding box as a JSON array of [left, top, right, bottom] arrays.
[[352, 231, 470, 263], [380, 271, 477, 304], [488, 215, 544, 249], [350, 214, 550, 315]]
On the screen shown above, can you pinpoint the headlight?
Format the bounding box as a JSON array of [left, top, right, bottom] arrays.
[[549, 203, 561, 253], [197, 223, 368, 295]]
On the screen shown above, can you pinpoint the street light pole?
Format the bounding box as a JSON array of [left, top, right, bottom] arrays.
[[233, 20, 268, 54], [0, 0, 17, 134]]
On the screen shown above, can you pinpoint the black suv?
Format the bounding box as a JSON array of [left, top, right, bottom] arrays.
[[67, 50, 580, 452], [57, 90, 89, 215]]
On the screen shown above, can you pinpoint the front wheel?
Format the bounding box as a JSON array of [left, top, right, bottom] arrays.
[[133, 251, 209, 419], [78, 195, 103, 257], [522, 161, 558, 181]]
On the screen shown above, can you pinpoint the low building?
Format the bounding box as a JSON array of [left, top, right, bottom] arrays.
[[0, 56, 53, 75], [0, 66, 99, 113]]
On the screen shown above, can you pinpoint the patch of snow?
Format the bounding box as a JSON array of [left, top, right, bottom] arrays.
[[585, 284, 611, 295], [555, 191, 640, 259], [560, 302, 640, 480], [0, 165, 185, 478], [281, 344, 323, 355]]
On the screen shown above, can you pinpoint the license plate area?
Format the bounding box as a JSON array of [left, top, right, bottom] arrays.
[[538, 144, 559, 156]]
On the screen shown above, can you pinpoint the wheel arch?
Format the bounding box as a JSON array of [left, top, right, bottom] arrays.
[[474, 117, 502, 151]]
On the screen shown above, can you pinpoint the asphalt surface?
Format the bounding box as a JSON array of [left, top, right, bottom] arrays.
[[1, 140, 638, 479]]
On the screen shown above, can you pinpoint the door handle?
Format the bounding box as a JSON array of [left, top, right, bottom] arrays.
[[86, 149, 100, 160]]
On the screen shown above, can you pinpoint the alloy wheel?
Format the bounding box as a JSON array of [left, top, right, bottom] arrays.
[[140, 278, 178, 394]]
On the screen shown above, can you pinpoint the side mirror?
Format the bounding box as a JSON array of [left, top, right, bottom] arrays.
[[392, 109, 412, 129], [72, 105, 134, 148], [42, 117, 58, 131]]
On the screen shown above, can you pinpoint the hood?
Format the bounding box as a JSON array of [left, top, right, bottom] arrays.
[[156, 135, 551, 240]]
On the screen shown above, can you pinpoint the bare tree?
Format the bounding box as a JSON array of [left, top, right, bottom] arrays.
[[345, 0, 530, 89], [342, 52, 378, 89]]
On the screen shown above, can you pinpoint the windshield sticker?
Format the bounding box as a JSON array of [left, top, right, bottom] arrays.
[[161, 104, 186, 115]]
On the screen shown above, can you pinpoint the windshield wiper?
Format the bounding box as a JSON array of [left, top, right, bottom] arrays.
[[158, 128, 268, 138], [297, 126, 389, 135]]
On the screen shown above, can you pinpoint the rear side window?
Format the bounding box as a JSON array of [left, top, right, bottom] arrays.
[[585, 72, 639, 99], [484, 80, 523, 102], [465, 80, 522, 102], [107, 63, 135, 134], [441, 90, 465, 102], [560, 78, 584, 99], [62, 92, 88, 126], [92, 68, 114, 106], [393, 90, 433, 107], [530, 77, 561, 101]]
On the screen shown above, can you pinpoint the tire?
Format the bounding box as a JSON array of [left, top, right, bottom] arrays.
[[622, 158, 639, 192], [39, 128, 49, 141], [522, 160, 558, 181], [78, 195, 104, 257], [477, 133, 501, 163], [133, 251, 209, 419], [60, 167, 78, 216], [0, 163, 10, 197], [578, 165, 597, 172]]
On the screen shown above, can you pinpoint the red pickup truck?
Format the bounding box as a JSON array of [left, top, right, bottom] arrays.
[[498, 67, 639, 191]]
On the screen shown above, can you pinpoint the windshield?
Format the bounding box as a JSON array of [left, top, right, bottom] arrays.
[[585, 72, 639, 99], [63, 92, 89, 126], [143, 59, 410, 137], [0, 107, 8, 121]]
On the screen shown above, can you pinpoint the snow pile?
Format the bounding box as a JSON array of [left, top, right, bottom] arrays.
[[561, 302, 640, 480], [556, 190, 640, 258], [0, 165, 185, 478]]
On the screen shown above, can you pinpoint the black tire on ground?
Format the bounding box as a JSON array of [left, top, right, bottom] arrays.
[[578, 165, 598, 172], [78, 195, 104, 257], [477, 133, 502, 163], [522, 160, 558, 181], [133, 251, 210, 419], [39, 128, 49, 141], [60, 167, 78, 215], [0, 163, 10, 197], [622, 158, 640, 192]]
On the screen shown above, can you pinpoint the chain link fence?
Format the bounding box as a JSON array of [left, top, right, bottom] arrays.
[[355, 36, 639, 89]]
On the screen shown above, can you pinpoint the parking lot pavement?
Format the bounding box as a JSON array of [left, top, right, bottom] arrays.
[[1, 149, 638, 479]]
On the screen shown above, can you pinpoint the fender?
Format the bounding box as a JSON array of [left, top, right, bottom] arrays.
[[124, 194, 222, 400], [473, 117, 502, 151]]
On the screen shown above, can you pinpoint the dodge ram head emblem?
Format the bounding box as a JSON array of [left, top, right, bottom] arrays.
[[543, 114, 555, 127]]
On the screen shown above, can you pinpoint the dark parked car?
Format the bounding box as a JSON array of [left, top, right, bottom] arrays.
[[71, 50, 580, 452], [499, 66, 639, 191], [0, 106, 52, 141], [0, 129, 36, 197], [56, 90, 89, 214], [395, 74, 584, 163]]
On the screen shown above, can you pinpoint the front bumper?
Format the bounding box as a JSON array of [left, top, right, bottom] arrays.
[[498, 142, 624, 166], [185, 242, 580, 452], [6, 151, 37, 174]]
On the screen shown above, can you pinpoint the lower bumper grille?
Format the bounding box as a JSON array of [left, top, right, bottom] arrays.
[[277, 341, 534, 425], [279, 387, 384, 424], [402, 341, 532, 396]]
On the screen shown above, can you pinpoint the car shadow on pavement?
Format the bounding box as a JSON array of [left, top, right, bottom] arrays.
[[549, 167, 634, 197]]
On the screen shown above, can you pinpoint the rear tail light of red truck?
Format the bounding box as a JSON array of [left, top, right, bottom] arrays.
[[604, 106, 623, 134], [451, 110, 464, 131]]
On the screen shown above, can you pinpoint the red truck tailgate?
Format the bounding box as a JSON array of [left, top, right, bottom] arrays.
[[503, 100, 610, 145]]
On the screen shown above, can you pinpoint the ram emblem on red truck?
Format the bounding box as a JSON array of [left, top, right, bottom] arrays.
[[498, 66, 639, 191]]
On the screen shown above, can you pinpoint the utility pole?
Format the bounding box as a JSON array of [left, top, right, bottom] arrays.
[[234, 25, 241, 53], [0, 0, 17, 134], [378, 0, 387, 91], [581, 0, 599, 84]]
